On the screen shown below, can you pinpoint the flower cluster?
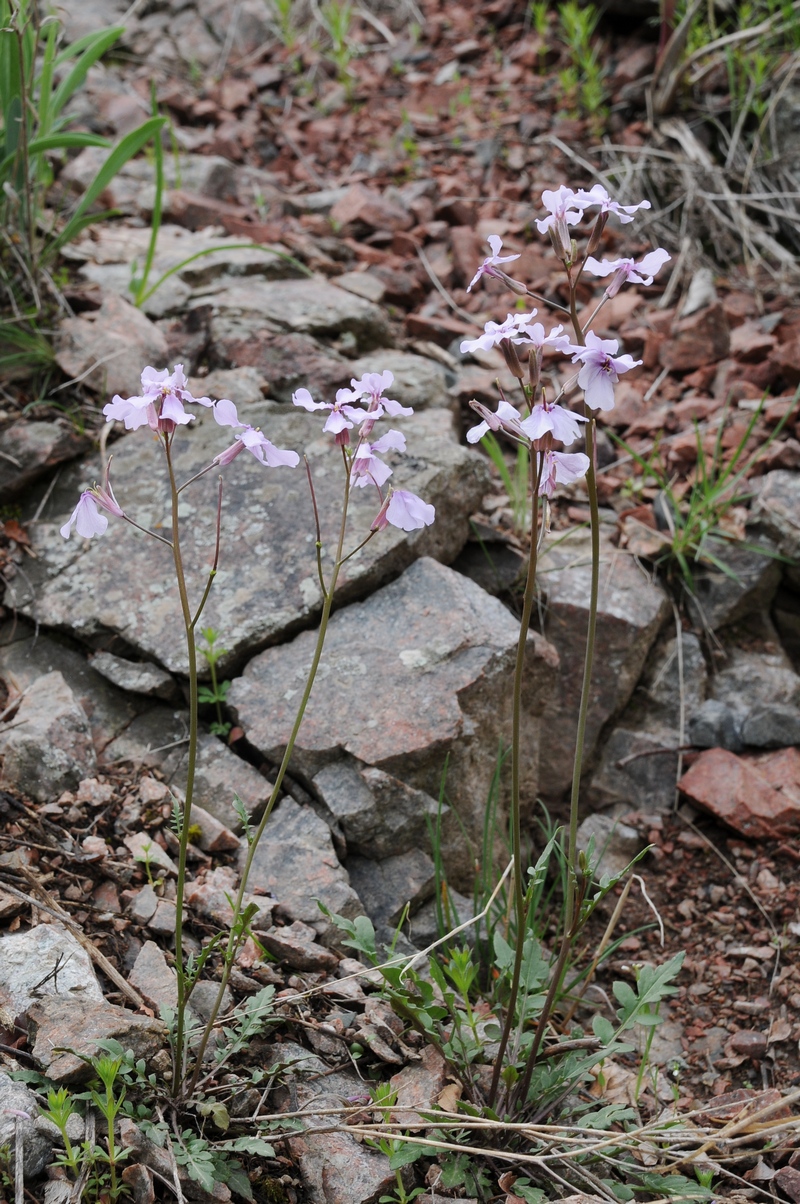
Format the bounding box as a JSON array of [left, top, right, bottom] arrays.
[[292, 370, 434, 532], [461, 184, 670, 499]]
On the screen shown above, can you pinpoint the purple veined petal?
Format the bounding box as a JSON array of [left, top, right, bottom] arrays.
[[385, 489, 435, 531], [351, 369, 394, 399], [190, 393, 215, 408], [160, 394, 194, 426], [214, 398, 241, 428], [292, 387, 326, 411], [371, 429, 406, 454], [522, 404, 587, 444], [60, 492, 108, 540], [577, 361, 617, 411], [583, 255, 625, 278], [637, 248, 672, 276], [553, 450, 590, 483], [351, 453, 393, 488], [238, 427, 300, 467]]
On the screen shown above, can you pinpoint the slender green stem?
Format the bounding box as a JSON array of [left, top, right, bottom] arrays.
[[184, 450, 354, 1096], [514, 269, 602, 1108], [189, 478, 223, 630], [163, 435, 200, 1096], [488, 450, 542, 1109]]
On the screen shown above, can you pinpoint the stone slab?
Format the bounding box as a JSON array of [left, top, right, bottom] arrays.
[[22, 407, 487, 678]]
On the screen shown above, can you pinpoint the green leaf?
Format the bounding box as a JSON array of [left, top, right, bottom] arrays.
[[48, 116, 165, 258], [388, 1142, 424, 1170], [592, 1014, 615, 1045], [50, 28, 124, 119], [225, 1136, 276, 1157]]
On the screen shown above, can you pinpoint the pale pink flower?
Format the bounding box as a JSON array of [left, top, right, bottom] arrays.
[[571, 332, 642, 411], [349, 371, 413, 420], [538, 449, 590, 498], [466, 400, 527, 444], [584, 248, 671, 297], [574, 184, 651, 224], [292, 386, 369, 442], [103, 364, 212, 433], [467, 235, 522, 292], [371, 489, 435, 532], [535, 186, 585, 254], [210, 397, 298, 467], [350, 429, 406, 489], [513, 320, 577, 355], [520, 400, 587, 444], [60, 475, 124, 540], [460, 310, 539, 355]]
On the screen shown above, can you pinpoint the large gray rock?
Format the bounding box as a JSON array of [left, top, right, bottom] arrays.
[[169, 729, 272, 828], [200, 277, 391, 352], [241, 798, 363, 943], [0, 1072, 54, 1179], [28, 996, 166, 1084], [55, 292, 169, 397], [90, 651, 178, 700], [537, 529, 670, 800], [229, 557, 559, 885], [0, 671, 97, 801], [0, 419, 89, 500], [741, 701, 800, 748], [347, 848, 437, 932], [0, 924, 103, 1015], [752, 470, 800, 562], [23, 406, 488, 677], [312, 758, 442, 859], [710, 633, 800, 716], [685, 538, 782, 632], [689, 699, 743, 752], [0, 621, 146, 751]]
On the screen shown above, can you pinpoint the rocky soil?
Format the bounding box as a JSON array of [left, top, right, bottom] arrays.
[[1, 0, 800, 1200]]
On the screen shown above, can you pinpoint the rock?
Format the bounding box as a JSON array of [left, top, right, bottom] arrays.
[[389, 1045, 448, 1127], [187, 803, 240, 854], [100, 705, 191, 775], [0, 925, 103, 1017], [55, 293, 169, 397], [61, 150, 238, 219], [170, 731, 272, 829], [774, 1167, 800, 1204], [186, 865, 270, 929], [660, 302, 730, 372], [685, 539, 781, 631], [188, 367, 268, 408], [0, 671, 96, 802], [129, 940, 180, 1014], [349, 349, 452, 410], [312, 758, 442, 859], [128, 884, 159, 925], [330, 184, 413, 233], [406, 885, 477, 948], [710, 633, 800, 717], [211, 329, 352, 404], [24, 407, 488, 678], [198, 277, 391, 351], [28, 995, 166, 1083], [0, 419, 89, 500], [537, 529, 669, 800], [335, 272, 387, 304], [241, 798, 363, 942], [148, 900, 178, 935], [230, 557, 558, 885], [575, 812, 644, 879], [752, 470, 800, 562], [90, 652, 178, 700], [689, 699, 743, 752], [123, 831, 178, 876], [121, 1162, 156, 1204], [257, 921, 338, 971], [728, 1029, 768, 1058], [679, 747, 800, 838], [452, 536, 525, 596], [197, 0, 271, 56], [741, 701, 800, 748], [0, 1071, 54, 1179], [0, 621, 148, 751], [347, 848, 437, 931], [637, 631, 707, 723]]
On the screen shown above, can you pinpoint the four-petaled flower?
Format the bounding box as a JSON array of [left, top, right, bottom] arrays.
[[535, 186, 585, 254], [574, 184, 651, 224], [60, 469, 124, 541], [571, 332, 642, 411], [584, 248, 671, 297], [350, 430, 406, 488], [103, 364, 212, 433], [466, 399, 529, 445], [467, 235, 522, 292], [460, 311, 538, 355], [538, 450, 591, 498], [292, 385, 369, 442], [349, 371, 414, 420], [212, 398, 300, 468], [372, 489, 436, 532], [520, 399, 587, 445]]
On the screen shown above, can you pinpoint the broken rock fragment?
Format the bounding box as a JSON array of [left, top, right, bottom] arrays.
[[0, 671, 96, 802]]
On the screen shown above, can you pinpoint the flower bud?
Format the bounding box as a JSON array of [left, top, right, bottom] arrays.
[[586, 210, 609, 256], [500, 338, 524, 380]]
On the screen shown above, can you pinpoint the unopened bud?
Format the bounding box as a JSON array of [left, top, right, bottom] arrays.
[[586, 210, 609, 256], [498, 271, 528, 296], [528, 347, 542, 394], [548, 223, 569, 261], [500, 338, 524, 380]]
